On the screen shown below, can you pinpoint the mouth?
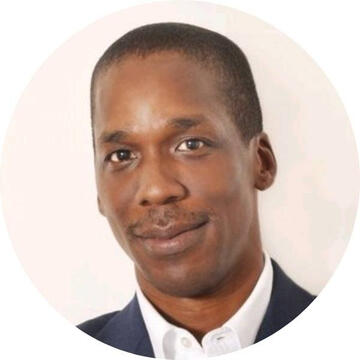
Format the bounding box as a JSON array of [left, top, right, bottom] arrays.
[[133, 220, 209, 257]]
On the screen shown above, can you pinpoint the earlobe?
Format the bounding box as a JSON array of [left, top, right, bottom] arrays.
[[253, 133, 277, 191], [97, 196, 105, 216]]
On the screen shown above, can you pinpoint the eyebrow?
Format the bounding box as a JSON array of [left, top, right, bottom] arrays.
[[99, 130, 128, 145], [167, 117, 203, 129], [98, 117, 204, 145]]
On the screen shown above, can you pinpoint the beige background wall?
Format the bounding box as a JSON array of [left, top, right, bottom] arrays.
[[1, 1, 359, 325]]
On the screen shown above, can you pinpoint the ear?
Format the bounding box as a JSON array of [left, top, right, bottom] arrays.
[[97, 196, 105, 216], [252, 132, 277, 191]]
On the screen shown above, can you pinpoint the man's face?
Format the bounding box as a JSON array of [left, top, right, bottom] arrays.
[[93, 52, 260, 297]]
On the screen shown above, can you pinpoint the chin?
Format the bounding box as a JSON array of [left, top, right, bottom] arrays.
[[153, 281, 212, 298], [142, 266, 225, 298]]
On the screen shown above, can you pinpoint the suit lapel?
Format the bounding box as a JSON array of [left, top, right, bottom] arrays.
[[93, 260, 314, 354], [96, 295, 154, 357], [255, 259, 315, 343]]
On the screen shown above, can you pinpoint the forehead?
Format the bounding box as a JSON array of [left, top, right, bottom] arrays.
[[93, 51, 234, 139]]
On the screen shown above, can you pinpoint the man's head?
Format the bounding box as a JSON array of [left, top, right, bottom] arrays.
[[91, 22, 263, 145], [91, 23, 276, 298]]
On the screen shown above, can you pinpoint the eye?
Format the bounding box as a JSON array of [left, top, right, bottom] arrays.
[[177, 138, 205, 152], [108, 149, 136, 163]]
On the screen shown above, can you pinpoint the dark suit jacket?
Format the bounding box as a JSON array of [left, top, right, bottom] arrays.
[[77, 260, 315, 357]]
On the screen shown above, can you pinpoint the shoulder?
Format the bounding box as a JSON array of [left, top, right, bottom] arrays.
[[271, 259, 316, 309], [76, 296, 154, 356], [77, 310, 120, 337], [77, 295, 140, 337]]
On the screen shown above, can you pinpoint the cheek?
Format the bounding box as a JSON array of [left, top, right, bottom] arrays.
[[184, 155, 251, 204], [184, 157, 255, 236], [97, 174, 138, 254], [98, 172, 137, 217]]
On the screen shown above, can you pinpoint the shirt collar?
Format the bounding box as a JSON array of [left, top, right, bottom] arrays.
[[136, 283, 172, 358], [136, 251, 273, 358], [223, 251, 273, 348]]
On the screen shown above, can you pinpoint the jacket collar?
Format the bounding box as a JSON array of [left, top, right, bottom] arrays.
[[255, 259, 315, 343], [95, 259, 314, 356], [96, 295, 154, 357]]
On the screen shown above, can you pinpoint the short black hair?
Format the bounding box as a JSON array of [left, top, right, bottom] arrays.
[[91, 22, 262, 143]]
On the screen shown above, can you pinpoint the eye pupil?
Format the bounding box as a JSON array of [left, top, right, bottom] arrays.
[[110, 150, 131, 162], [186, 139, 200, 149], [117, 150, 129, 160]]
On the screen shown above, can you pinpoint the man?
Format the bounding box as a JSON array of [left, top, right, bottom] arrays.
[[78, 22, 315, 358]]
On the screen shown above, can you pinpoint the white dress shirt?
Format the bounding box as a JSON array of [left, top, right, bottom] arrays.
[[136, 252, 273, 359]]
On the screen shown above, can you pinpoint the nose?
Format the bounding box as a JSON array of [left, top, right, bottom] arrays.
[[135, 159, 188, 207]]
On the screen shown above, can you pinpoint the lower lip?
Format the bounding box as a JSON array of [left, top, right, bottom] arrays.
[[139, 222, 208, 257]]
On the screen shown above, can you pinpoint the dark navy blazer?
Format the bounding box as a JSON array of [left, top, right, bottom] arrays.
[[78, 260, 315, 357]]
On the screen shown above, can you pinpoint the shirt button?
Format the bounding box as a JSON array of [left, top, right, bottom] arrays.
[[181, 337, 192, 348]]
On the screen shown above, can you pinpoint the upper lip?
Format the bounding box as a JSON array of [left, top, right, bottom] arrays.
[[133, 221, 208, 240]]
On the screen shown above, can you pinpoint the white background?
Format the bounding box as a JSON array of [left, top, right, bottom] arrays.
[[1, 0, 358, 325], [0, 1, 359, 359]]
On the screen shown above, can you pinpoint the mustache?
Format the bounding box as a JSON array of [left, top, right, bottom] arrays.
[[127, 206, 211, 238]]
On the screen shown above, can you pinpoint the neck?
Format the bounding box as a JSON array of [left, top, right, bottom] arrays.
[[136, 244, 264, 343]]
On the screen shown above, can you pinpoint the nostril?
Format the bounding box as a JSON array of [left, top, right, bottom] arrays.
[[164, 195, 180, 204], [140, 195, 180, 207], [140, 199, 151, 206], [136, 176, 188, 207]]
